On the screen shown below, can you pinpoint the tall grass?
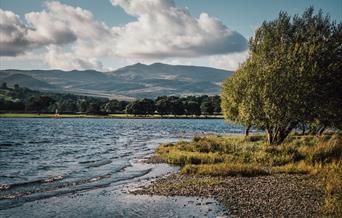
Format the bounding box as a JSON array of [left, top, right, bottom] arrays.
[[154, 132, 342, 215], [321, 161, 342, 216]]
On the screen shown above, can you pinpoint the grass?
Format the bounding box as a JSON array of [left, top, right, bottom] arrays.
[[153, 132, 342, 216], [0, 113, 223, 119], [181, 163, 270, 176], [321, 161, 342, 216]]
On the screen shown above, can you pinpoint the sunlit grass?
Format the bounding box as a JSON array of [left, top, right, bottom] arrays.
[[153, 132, 342, 215], [321, 161, 342, 216]]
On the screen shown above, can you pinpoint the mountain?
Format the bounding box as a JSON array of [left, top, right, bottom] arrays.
[[0, 63, 232, 99]]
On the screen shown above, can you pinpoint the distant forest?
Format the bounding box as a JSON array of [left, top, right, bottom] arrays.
[[0, 82, 221, 116]]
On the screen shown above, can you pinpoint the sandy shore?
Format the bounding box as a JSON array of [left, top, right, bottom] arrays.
[[132, 173, 324, 217]]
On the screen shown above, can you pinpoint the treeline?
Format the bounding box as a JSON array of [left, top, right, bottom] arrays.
[[126, 95, 221, 116], [0, 83, 221, 116], [0, 83, 108, 114]]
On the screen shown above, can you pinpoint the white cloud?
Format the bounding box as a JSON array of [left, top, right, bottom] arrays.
[[44, 45, 105, 71], [0, 9, 31, 56], [1, 0, 248, 70], [110, 0, 247, 58], [209, 50, 249, 71], [0, 2, 110, 56]]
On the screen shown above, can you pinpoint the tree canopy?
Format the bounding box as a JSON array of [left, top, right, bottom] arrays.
[[221, 7, 342, 144]]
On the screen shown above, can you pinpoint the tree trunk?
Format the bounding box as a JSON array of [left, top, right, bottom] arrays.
[[266, 128, 274, 144], [245, 125, 251, 137], [318, 126, 326, 136], [267, 122, 297, 145], [301, 123, 306, 135]]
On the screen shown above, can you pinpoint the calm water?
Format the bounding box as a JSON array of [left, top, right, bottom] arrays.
[[0, 118, 242, 217]]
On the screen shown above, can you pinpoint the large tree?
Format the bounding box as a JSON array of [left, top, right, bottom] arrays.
[[221, 8, 342, 144]]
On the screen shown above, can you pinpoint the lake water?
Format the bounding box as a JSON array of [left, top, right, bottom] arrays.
[[0, 118, 243, 217]]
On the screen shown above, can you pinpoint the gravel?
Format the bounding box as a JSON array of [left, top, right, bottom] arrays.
[[132, 173, 324, 218]]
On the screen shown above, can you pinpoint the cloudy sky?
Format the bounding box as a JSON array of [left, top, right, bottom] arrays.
[[0, 0, 341, 71]]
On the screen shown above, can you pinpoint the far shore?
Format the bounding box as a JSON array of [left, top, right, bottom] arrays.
[[0, 113, 224, 119]]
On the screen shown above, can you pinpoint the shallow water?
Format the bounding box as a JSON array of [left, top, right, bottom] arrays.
[[0, 118, 241, 217]]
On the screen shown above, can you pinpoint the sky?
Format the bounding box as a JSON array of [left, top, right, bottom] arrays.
[[0, 0, 341, 71]]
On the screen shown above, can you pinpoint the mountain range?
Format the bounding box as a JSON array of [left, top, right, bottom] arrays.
[[0, 63, 232, 99]]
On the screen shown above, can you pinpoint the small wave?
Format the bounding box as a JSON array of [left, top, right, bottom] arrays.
[[2, 175, 65, 190], [118, 152, 133, 158], [78, 160, 96, 164], [0, 143, 14, 147], [86, 160, 112, 168], [112, 164, 131, 173], [37, 165, 51, 170], [57, 150, 78, 156], [43, 175, 64, 183], [0, 184, 10, 191]]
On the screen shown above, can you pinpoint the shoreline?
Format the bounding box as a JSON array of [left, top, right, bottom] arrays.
[[131, 170, 324, 217], [0, 113, 223, 119]]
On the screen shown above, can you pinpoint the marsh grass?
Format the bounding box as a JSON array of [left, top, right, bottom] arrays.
[[154, 132, 342, 215]]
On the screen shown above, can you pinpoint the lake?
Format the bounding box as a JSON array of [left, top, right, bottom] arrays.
[[0, 118, 243, 217]]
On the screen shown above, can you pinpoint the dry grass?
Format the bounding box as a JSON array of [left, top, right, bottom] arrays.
[[181, 163, 269, 177], [321, 161, 342, 216], [271, 161, 320, 175], [153, 132, 342, 215]]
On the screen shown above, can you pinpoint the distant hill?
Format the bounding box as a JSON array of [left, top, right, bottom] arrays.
[[0, 74, 55, 90], [0, 63, 232, 99]]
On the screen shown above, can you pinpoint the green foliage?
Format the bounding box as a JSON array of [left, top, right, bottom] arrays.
[[125, 98, 155, 116], [103, 100, 128, 114], [25, 96, 55, 114], [0, 86, 108, 114], [155, 97, 169, 116], [86, 103, 101, 114], [0, 85, 223, 116], [129, 95, 221, 117], [184, 101, 201, 116], [200, 101, 213, 116], [221, 8, 342, 144]]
